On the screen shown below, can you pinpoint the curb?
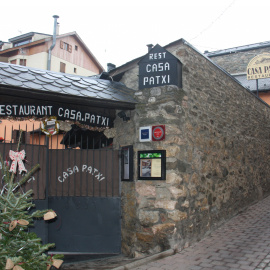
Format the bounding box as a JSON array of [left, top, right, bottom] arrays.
[[111, 249, 176, 270]]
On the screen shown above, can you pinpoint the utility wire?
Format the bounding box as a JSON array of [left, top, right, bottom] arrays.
[[190, 0, 237, 41]]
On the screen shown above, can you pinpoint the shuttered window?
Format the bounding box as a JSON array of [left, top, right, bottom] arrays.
[[60, 40, 72, 53]]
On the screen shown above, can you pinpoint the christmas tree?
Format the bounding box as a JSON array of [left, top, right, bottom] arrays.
[[0, 131, 63, 270]]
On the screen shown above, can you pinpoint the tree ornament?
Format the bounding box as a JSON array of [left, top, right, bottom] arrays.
[[17, 219, 29, 226], [5, 258, 14, 269], [44, 211, 57, 221], [52, 259, 63, 269], [13, 265, 24, 270], [9, 220, 18, 231], [9, 150, 27, 174]]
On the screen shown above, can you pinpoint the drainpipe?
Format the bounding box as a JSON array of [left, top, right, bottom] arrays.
[[47, 15, 59, 70]]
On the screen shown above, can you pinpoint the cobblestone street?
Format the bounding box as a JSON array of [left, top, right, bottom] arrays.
[[131, 195, 270, 270]]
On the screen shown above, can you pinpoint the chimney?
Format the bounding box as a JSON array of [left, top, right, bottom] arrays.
[[147, 44, 153, 52], [107, 63, 116, 72], [56, 22, 60, 35], [47, 15, 59, 70]]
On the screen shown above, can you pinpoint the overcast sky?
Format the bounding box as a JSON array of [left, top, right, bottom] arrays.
[[2, 0, 270, 69]]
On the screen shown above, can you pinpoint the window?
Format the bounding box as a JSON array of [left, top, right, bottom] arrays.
[[75, 45, 78, 51], [74, 68, 77, 73], [10, 60, 16, 65], [60, 40, 72, 53], [19, 59, 26, 66], [60, 62, 66, 73], [13, 39, 31, 47]]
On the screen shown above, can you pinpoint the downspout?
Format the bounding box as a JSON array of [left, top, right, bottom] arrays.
[[47, 15, 59, 70]]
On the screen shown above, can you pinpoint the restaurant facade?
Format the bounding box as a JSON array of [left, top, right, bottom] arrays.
[[1, 38, 270, 257]]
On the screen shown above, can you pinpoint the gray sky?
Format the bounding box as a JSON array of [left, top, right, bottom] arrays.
[[2, 0, 270, 69]]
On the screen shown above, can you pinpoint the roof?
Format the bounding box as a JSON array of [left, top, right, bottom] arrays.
[[205, 40, 270, 57], [0, 62, 137, 109], [57, 31, 104, 72], [8, 32, 52, 42], [234, 74, 270, 92]]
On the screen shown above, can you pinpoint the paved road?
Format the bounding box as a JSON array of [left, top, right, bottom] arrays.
[[133, 195, 270, 270]]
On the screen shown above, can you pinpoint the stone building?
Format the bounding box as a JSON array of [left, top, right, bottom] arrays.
[[110, 38, 270, 256], [1, 38, 270, 257], [205, 41, 270, 105]]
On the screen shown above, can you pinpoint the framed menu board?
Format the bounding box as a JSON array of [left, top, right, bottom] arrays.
[[121, 145, 134, 181], [138, 150, 166, 180]]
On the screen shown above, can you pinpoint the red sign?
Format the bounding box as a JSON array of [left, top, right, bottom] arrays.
[[152, 125, 165, 141]]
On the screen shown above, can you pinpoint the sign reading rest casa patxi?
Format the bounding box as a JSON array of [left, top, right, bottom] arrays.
[[138, 44, 182, 90]]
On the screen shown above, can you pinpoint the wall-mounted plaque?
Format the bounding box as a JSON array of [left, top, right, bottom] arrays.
[[139, 126, 152, 142], [138, 150, 166, 180], [152, 125, 165, 141], [138, 44, 182, 90]]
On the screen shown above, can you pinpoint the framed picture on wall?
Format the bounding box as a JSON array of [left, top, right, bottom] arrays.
[[138, 150, 166, 180]]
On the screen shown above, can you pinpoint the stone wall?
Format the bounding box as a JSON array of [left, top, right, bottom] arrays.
[[112, 41, 270, 257], [207, 46, 270, 74]]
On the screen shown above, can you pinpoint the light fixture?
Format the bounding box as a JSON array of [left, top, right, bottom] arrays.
[[117, 111, 130, 122]]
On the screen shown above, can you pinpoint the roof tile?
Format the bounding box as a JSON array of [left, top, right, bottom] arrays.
[[35, 75, 55, 83], [43, 84, 65, 92], [18, 73, 36, 81], [81, 77, 98, 85], [54, 78, 71, 87], [72, 81, 89, 89], [4, 67, 21, 75], [3, 77, 23, 86], [11, 65, 28, 72], [22, 81, 45, 90]]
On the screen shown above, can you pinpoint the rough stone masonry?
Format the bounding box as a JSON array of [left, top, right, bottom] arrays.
[[112, 39, 270, 257]]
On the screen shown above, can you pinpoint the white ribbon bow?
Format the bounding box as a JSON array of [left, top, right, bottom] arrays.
[[9, 150, 27, 174]]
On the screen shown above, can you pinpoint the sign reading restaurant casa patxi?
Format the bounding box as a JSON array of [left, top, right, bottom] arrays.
[[0, 104, 113, 128], [138, 44, 182, 90]]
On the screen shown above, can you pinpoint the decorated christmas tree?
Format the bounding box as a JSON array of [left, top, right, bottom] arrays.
[[0, 131, 63, 270]]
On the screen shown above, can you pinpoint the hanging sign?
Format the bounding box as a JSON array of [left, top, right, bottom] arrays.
[[138, 44, 182, 89], [152, 125, 165, 141], [41, 117, 60, 136], [247, 53, 270, 80]]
